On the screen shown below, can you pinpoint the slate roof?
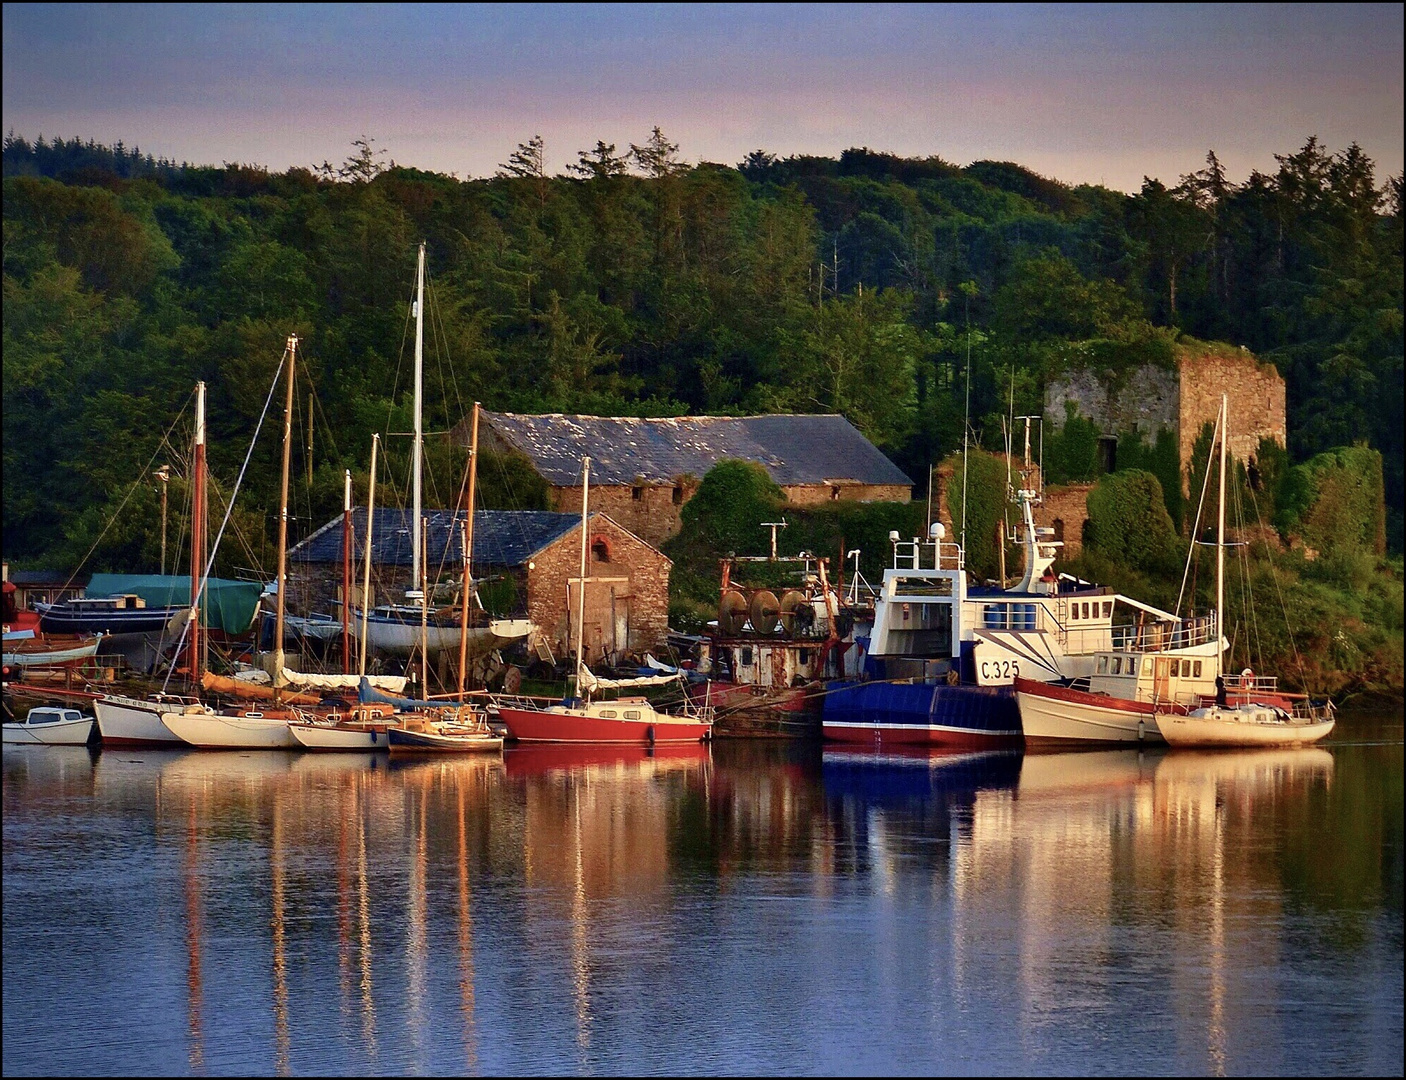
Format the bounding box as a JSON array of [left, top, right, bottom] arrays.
[[481, 412, 913, 488], [289, 509, 584, 568]]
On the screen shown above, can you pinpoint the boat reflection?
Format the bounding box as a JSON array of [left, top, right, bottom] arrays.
[[505, 741, 712, 778]]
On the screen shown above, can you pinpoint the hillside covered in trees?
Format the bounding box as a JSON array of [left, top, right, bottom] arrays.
[[3, 130, 1402, 580]]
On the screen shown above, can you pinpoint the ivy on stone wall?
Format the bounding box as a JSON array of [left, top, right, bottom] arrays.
[[949, 449, 1018, 582], [1085, 469, 1183, 574]]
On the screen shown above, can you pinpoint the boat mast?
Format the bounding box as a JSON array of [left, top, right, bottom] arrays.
[[187, 380, 206, 684], [411, 242, 425, 594], [272, 334, 297, 690], [1216, 392, 1227, 676], [575, 456, 590, 701], [457, 403, 480, 702], [341, 468, 352, 674], [357, 434, 379, 678]]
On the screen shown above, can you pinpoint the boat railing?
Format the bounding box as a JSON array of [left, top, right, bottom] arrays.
[[1111, 614, 1218, 653], [1223, 671, 1280, 694], [891, 540, 964, 572]]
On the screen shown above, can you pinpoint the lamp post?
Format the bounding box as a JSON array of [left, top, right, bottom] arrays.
[[155, 464, 171, 575]]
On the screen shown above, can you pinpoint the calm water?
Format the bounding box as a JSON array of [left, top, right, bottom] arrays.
[[3, 711, 1401, 1077]]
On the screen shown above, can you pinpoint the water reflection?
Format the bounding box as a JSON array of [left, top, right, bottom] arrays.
[[2, 728, 1399, 1076]]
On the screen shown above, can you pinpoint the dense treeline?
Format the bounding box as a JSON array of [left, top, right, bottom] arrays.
[[3, 130, 1402, 578]]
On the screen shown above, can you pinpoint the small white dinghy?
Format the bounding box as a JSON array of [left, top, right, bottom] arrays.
[[3, 705, 95, 745], [1159, 702, 1335, 748]]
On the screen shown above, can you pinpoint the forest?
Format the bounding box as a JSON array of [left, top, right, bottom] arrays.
[[3, 130, 1402, 587]]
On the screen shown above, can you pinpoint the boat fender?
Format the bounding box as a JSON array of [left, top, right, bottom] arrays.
[[946, 668, 959, 686], [645, 725, 655, 746], [1137, 718, 1146, 741]]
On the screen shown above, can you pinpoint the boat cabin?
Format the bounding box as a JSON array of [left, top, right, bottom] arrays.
[[22, 706, 87, 726]]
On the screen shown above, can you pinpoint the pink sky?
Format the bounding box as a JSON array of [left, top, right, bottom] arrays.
[[4, 4, 1401, 192]]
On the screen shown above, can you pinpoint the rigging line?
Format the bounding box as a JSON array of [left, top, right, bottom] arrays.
[[1243, 479, 1311, 694], [1176, 416, 1221, 620], [55, 387, 197, 596], [161, 346, 289, 695], [960, 291, 972, 554]]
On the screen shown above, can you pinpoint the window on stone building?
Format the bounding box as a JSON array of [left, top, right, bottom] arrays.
[[632, 485, 644, 501], [592, 539, 610, 563], [672, 483, 684, 505], [1053, 518, 1065, 542], [831, 485, 841, 500]]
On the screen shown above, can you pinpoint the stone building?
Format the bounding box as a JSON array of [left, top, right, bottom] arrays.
[[286, 508, 671, 665], [455, 411, 913, 547], [1044, 343, 1286, 490]]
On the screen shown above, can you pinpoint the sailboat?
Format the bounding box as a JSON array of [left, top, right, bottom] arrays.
[[1015, 394, 1335, 747], [384, 402, 503, 754], [352, 242, 532, 661], [494, 456, 714, 745], [160, 336, 308, 750]]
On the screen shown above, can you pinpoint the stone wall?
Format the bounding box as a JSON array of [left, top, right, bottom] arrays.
[[1030, 483, 1095, 559], [779, 482, 912, 506], [525, 514, 671, 663], [1045, 365, 1180, 442], [550, 483, 692, 549], [1177, 349, 1286, 482]]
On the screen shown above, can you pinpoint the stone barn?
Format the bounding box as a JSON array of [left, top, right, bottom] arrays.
[[286, 508, 671, 666], [455, 411, 913, 547]]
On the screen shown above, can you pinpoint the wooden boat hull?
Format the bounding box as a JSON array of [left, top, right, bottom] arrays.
[[94, 695, 186, 746], [386, 725, 503, 753], [3, 634, 101, 668], [3, 717, 93, 745], [1158, 708, 1335, 747], [160, 710, 299, 749], [496, 705, 711, 745], [352, 615, 532, 658], [289, 721, 390, 750], [1015, 676, 1169, 746]]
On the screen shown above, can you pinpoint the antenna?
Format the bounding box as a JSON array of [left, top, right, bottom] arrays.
[[760, 520, 788, 560]]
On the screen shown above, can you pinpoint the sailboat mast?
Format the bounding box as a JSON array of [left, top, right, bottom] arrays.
[[358, 434, 379, 678], [188, 380, 205, 683], [457, 403, 480, 701], [342, 468, 352, 674], [411, 242, 425, 591], [1216, 392, 1228, 675], [575, 456, 590, 699], [273, 334, 297, 688]]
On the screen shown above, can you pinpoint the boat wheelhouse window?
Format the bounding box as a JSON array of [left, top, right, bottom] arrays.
[[1103, 602, 1113, 618], [740, 646, 753, 666], [624, 710, 641, 720], [64, 711, 82, 723], [1097, 656, 1109, 674], [1070, 604, 1079, 621], [1111, 657, 1122, 675], [1083, 602, 1092, 619], [1194, 661, 1203, 678], [30, 711, 58, 724], [798, 649, 810, 665]]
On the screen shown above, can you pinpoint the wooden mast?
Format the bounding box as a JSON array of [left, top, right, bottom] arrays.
[[357, 435, 379, 679], [457, 403, 480, 702], [272, 335, 297, 693], [574, 456, 590, 702]]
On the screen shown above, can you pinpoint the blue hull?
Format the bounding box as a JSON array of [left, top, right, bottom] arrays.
[[821, 680, 1022, 746]]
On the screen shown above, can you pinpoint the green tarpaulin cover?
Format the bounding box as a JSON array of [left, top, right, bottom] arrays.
[[85, 574, 261, 635]]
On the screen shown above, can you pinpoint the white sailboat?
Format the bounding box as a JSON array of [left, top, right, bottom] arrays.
[[352, 242, 533, 661]]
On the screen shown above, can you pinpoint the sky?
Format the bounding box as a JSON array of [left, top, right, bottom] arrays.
[[3, 3, 1402, 193]]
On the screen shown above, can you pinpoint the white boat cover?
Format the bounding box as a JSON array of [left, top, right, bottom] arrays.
[[232, 664, 407, 694], [577, 665, 682, 693]]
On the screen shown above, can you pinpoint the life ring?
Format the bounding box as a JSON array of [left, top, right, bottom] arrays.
[[1241, 667, 1254, 682]]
